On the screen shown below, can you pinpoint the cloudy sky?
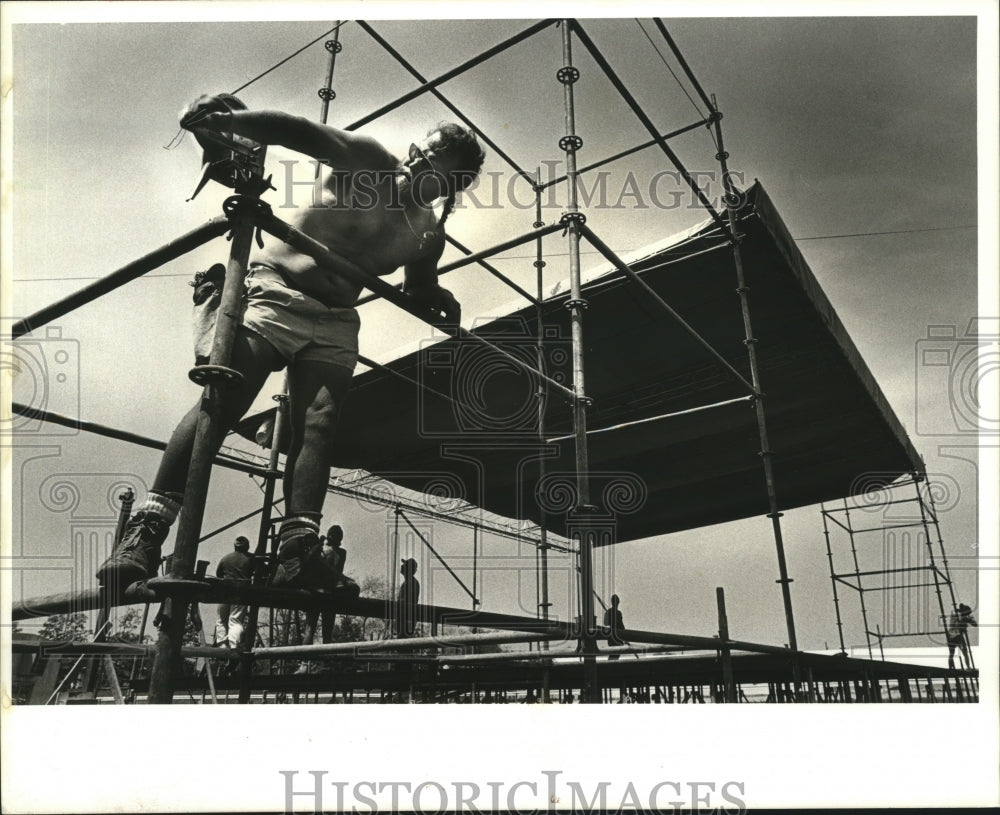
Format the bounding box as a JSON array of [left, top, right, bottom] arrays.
[[2, 1, 998, 809]]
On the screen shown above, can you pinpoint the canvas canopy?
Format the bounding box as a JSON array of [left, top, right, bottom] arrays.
[[238, 183, 923, 543]]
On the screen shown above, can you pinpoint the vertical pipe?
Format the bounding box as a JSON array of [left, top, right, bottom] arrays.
[[559, 18, 598, 704], [821, 505, 848, 654], [534, 171, 551, 655], [472, 524, 478, 609], [238, 394, 286, 703], [842, 498, 874, 659], [711, 96, 798, 654], [147, 195, 259, 704], [318, 24, 342, 126], [912, 476, 955, 666], [716, 587, 737, 703], [921, 477, 960, 613]]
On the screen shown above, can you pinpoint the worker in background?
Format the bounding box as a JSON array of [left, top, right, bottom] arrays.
[[395, 558, 420, 638], [946, 602, 977, 669], [214, 535, 253, 650]]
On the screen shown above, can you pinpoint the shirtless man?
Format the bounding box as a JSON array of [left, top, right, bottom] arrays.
[[96, 95, 484, 591]]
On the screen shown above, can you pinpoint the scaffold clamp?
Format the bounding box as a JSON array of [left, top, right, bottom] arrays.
[[564, 297, 589, 311], [318, 87, 337, 101], [559, 211, 587, 234], [189, 363, 245, 388], [559, 135, 583, 153], [325, 39, 343, 53], [222, 194, 274, 247], [556, 66, 580, 84]]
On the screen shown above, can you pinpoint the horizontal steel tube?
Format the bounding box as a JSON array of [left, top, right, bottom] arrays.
[[11, 218, 230, 339], [253, 631, 552, 658], [357, 20, 533, 184], [539, 119, 711, 190], [346, 19, 557, 131], [446, 235, 538, 304], [619, 628, 793, 657], [10, 402, 275, 478], [355, 223, 563, 306]]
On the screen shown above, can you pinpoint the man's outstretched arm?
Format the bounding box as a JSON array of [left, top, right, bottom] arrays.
[[181, 97, 390, 170]]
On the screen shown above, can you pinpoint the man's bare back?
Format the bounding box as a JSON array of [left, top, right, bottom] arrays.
[[260, 161, 444, 308]]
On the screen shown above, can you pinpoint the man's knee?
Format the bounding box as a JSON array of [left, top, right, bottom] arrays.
[[301, 402, 340, 446]]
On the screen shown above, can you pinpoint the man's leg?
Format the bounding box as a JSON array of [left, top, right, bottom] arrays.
[[272, 360, 353, 588], [97, 328, 284, 587], [214, 603, 231, 646], [228, 604, 247, 650]]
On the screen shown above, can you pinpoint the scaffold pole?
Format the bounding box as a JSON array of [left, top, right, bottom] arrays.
[[147, 189, 262, 703]]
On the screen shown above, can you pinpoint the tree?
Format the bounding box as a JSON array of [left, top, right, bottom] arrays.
[[38, 613, 89, 688], [39, 612, 88, 643], [108, 606, 151, 680]]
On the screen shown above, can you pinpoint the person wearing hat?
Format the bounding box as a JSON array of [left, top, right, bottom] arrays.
[[214, 535, 253, 650], [300, 526, 355, 648], [395, 558, 420, 638], [946, 602, 977, 669]]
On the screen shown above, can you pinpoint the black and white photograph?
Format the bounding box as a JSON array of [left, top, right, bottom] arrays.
[[2, 1, 998, 812]]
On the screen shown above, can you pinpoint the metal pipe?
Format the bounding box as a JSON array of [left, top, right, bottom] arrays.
[[256, 212, 577, 401], [199, 498, 285, 544], [843, 498, 874, 659], [148, 194, 260, 704], [712, 96, 797, 655], [345, 19, 557, 131], [357, 20, 533, 184], [10, 402, 276, 478], [577, 225, 756, 395], [11, 218, 230, 339], [446, 235, 538, 304], [546, 395, 752, 443], [538, 118, 711, 190], [471, 524, 479, 609], [317, 23, 341, 126], [569, 21, 731, 238], [560, 21, 599, 705], [239, 389, 286, 703], [821, 505, 848, 654], [534, 172, 552, 656], [716, 587, 738, 702], [254, 630, 553, 658], [912, 475, 955, 665], [651, 20, 716, 114], [355, 223, 563, 306], [399, 508, 476, 602]]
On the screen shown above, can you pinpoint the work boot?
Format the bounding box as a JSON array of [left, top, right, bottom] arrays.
[[272, 533, 339, 590], [96, 510, 170, 588], [331, 574, 361, 600]]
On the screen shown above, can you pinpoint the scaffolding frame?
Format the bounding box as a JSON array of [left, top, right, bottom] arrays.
[[821, 474, 975, 700], [10, 17, 961, 703]]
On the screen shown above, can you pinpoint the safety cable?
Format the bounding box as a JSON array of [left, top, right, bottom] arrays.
[[230, 22, 348, 95], [633, 19, 718, 151]]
